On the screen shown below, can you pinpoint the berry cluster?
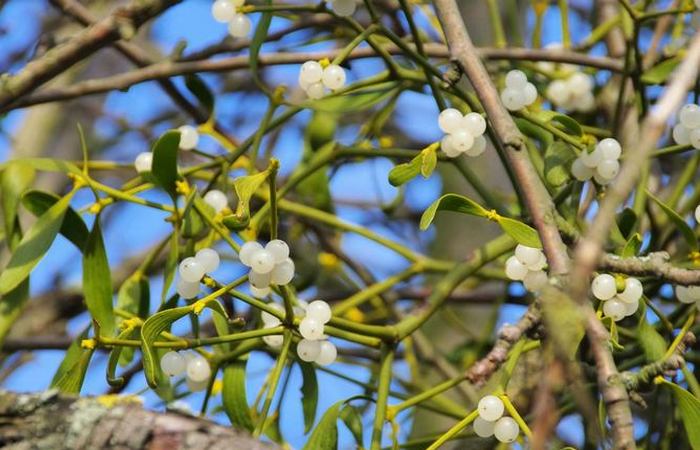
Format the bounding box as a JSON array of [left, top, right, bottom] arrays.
[[133, 125, 199, 173], [570, 138, 622, 185], [504, 245, 548, 292], [474, 395, 520, 443], [298, 61, 346, 99], [176, 248, 221, 299], [211, 0, 252, 38], [297, 300, 337, 365], [672, 104, 700, 149], [437, 108, 487, 158], [500, 70, 538, 111], [203, 189, 229, 214], [676, 285, 700, 309], [329, 0, 356, 16], [591, 274, 642, 321], [160, 351, 212, 392], [240, 240, 295, 297], [545, 72, 596, 113]]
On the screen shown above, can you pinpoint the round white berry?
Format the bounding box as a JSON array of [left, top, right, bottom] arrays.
[[300, 61, 323, 85], [195, 248, 220, 273], [263, 332, 284, 348], [598, 138, 622, 160], [501, 87, 525, 111], [305, 81, 325, 99], [211, 0, 236, 22], [689, 128, 700, 150], [623, 297, 639, 317], [593, 171, 613, 186], [228, 13, 252, 38], [249, 249, 275, 274], [679, 104, 700, 129], [440, 135, 461, 158], [186, 356, 211, 383], [569, 72, 594, 92], [473, 416, 495, 438], [514, 245, 542, 267], [673, 124, 691, 145], [315, 340, 337, 365], [331, 0, 356, 16], [297, 338, 321, 362], [306, 300, 332, 324], [579, 148, 602, 168], [522, 82, 538, 105], [270, 258, 295, 285], [478, 395, 505, 422], [261, 302, 284, 326], [134, 152, 153, 173], [577, 91, 596, 112], [462, 112, 487, 136], [695, 204, 700, 223], [505, 70, 528, 90], [265, 240, 290, 263], [494, 417, 519, 443], [322, 64, 346, 90], [438, 108, 464, 134], [250, 285, 271, 298], [603, 298, 626, 321], [618, 278, 643, 303], [596, 159, 620, 180], [248, 269, 271, 289], [677, 285, 700, 303], [179, 257, 205, 283], [546, 80, 571, 106], [527, 252, 548, 271], [523, 270, 548, 292], [571, 157, 594, 181], [178, 125, 199, 150], [451, 130, 475, 153], [591, 274, 617, 300], [176, 278, 200, 299], [465, 135, 487, 157], [505, 256, 528, 281], [299, 317, 324, 340], [203, 190, 228, 213], [160, 351, 186, 377], [239, 241, 263, 266]]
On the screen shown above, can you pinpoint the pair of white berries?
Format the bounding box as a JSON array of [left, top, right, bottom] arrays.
[[160, 351, 212, 392], [211, 0, 252, 38], [474, 395, 520, 443], [328, 0, 357, 16], [571, 138, 622, 185], [504, 245, 548, 292], [500, 70, 538, 111], [676, 285, 700, 310], [134, 125, 200, 173], [437, 108, 488, 158], [176, 248, 221, 299], [296, 300, 336, 365], [672, 104, 700, 149], [591, 274, 642, 321], [298, 61, 346, 99], [203, 189, 229, 214], [240, 240, 295, 297], [545, 72, 596, 113]]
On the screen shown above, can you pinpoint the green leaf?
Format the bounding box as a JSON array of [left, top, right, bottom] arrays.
[[161, 232, 179, 302], [637, 319, 666, 362], [21, 190, 89, 251], [544, 141, 576, 187], [306, 85, 398, 113], [222, 358, 255, 432], [1, 160, 35, 239], [535, 110, 583, 136], [616, 208, 638, 240], [151, 130, 181, 197], [300, 362, 318, 433], [663, 381, 700, 449], [419, 193, 487, 230], [182, 197, 208, 239], [302, 400, 343, 450], [340, 405, 364, 448], [648, 190, 699, 251], [140, 306, 191, 388], [226, 166, 273, 229], [83, 217, 115, 337], [185, 74, 214, 118], [0, 157, 80, 175], [107, 327, 138, 387], [641, 56, 681, 84], [0, 279, 29, 347], [116, 273, 150, 366], [249, 0, 272, 78], [51, 328, 94, 394], [497, 217, 542, 248], [621, 233, 642, 257], [388, 158, 420, 187], [0, 190, 74, 295]]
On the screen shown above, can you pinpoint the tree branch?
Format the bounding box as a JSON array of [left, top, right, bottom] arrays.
[[601, 252, 700, 285]]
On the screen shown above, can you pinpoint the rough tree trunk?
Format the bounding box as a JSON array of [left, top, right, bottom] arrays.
[[0, 390, 278, 450]]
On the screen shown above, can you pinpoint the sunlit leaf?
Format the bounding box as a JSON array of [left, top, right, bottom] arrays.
[[83, 217, 115, 337], [222, 358, 255, 432]]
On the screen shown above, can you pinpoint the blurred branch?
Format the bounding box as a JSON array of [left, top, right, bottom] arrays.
[[601, 252, 700, 285]]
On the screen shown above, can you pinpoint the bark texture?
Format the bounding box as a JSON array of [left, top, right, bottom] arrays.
[[0, 390, 277, 450]]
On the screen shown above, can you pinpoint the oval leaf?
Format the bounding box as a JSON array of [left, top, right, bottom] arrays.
[[663, 381, 700, 449], [83, 217, 115, 337], [300, 362, 318, 433], [222, 358, 255, 432], [151, 130, 181, 197], [497, 217, 542, 248], [420, 193, 487, 230], [22, 190, 89, 251]]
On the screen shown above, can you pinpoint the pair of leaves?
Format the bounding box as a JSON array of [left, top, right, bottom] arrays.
[[420, 193, 542, 248], [388, 144, 438, 187], [223, 162, 276, 230]]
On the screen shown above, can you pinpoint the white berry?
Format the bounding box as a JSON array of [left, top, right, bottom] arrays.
[[299, 317, 324, 340], [673, 124, 691, 145], [265, 240, 290, 263], [603, 298, 626, 321], [462, 112, 487, 136], [505, 70, 528, 90], [178, 125, 199, 150], [523, 270, 548, 292], [695, 205, 700, 223], [248, 270, 271, 289], [438, 108, 464, 134], [160, 351, 186, 377], [261, 302, 284, 326], [679, 104, 700, 128], [263, 331, 284, 348], [501, 87, 525, 111], [451, 130, 475, 153], [195, 248, 220, 273], [179, 257, 205, 282], [315, 340, 337, 365], [522, 82, 538, 105], [249, 249, 276, 274], [617, 278, 643, 303], [514, 244, 542, 267], [322, 64, 346, 90], [465, 135, 487, 157], [571, 157, 594, 181], [270, 258, 295, 285], [331, 0, 356, 16], [306, 81, 325, 99], [598, 138, 622, 160], [228, 14, 252, 38], [306, 300, 332, 324], [186, 356, 211, 383], [440, 135, 461, 158], [300, 61, 323, 86], [176, 278, 200, 299], [596, 159, 620, 180], [579, 148, 602, 168], [211, 0, 236, 22], [494, 417, 519, 443], [505, 256, 528, 281], [677, 285, 700, 304], [690, 128, 700, 150], [134, 152, 153, 173], [239, 241, 263, 266], [546, 80, 571, 106], [473, 416, 495, 438], [527, 252, 548, 271], [203, 190, 228, 213], [569, 72, 594, 92], [623, 297, 639, 317], [591, 274, 617, 300], [478, 395, 504, 421], [250, 285, 271, 298], [297, 338, 321, 362]]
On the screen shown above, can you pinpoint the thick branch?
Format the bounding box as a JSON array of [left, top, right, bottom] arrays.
[[601, 252, 700, 285]]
